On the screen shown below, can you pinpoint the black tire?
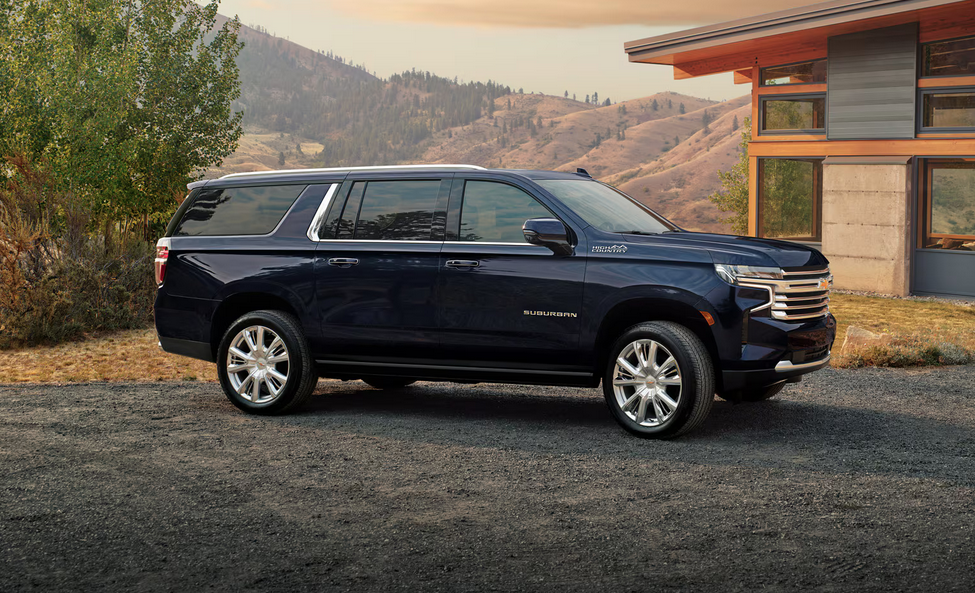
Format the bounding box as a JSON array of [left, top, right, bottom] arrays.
[[362, 377, 417, 390], [720, 383, 786, 403], [217, 310, 317, 415], [603, 321, 714, 439]]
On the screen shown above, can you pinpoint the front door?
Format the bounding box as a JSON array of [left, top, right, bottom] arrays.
[[438, 178, 588, 370], [315, 176, 449, 359]]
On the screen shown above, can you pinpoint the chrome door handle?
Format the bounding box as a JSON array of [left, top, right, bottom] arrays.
[[328, 258, 359, 267], [445, 260, 480, 269]]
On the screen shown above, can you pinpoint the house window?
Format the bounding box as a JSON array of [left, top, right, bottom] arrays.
[[920, 89, 975, 131], [922, 36, 975, 78], [760, 95, 826, 134], [761, 60, 827, 86], [758, 159, 823, 242], [919, 160, 975, 251]]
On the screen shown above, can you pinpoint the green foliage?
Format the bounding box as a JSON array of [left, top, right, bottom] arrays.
[[0, 1, 242, 346], [0, 0, 243, 227], [707, 117, 751, 235], [761, 159, 817, 238]]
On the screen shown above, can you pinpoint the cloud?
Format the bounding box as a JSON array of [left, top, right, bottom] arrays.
[[327, 0, 814, 28]]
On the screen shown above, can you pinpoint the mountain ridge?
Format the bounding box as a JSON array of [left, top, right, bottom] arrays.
[[213, 18, 747, 233]]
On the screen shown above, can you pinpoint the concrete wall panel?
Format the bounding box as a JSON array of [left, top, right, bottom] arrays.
[[822, 163, 912, 296]]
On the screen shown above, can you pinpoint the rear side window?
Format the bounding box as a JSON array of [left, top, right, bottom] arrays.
[[175, 185, 306, 236], [353, 180, 441, 241], [460, 181, 551, 243]]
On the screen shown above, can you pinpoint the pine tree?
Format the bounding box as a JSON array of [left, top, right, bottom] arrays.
[[679, 103, 686, 114], [667, 99, 673, 109], [651, 99, 659, 111], [564, 90, 569, 98], [278, 151, 286, 166], [585, 94, 590, 104], [732, 115, 739, 131], [593, 91, 599, 104]]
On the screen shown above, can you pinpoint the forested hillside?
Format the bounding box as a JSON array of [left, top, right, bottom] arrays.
[[214, 18, 749, 232]]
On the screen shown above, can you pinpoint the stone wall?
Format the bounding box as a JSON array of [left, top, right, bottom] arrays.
[[821, 163, 912, 296]]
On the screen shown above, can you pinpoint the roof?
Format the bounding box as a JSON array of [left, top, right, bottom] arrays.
[[624, 0, 966, 74]]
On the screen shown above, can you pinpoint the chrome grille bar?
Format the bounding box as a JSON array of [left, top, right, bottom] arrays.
[[742, 268, 832, 321]]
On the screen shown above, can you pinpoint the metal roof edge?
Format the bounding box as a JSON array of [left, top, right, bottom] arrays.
[[624, 0, 962, 58]]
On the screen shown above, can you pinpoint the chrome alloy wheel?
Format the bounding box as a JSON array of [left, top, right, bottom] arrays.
[[226, 325, 290, 404], [612, 339, 682, 427]]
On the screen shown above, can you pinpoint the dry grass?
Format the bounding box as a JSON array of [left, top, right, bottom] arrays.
[[0, 293, 972, 383], [829, 293, 975, 368], [0, 329, 215, 383]]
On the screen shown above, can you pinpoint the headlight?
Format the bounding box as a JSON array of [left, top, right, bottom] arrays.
[[714, 264, 784, 285]]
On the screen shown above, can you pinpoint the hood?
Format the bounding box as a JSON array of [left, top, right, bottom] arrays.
[[622, 231, 828, 269]]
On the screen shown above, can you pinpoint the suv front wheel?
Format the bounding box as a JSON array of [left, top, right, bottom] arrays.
[[603, 321, 714, 438], [217, 310, 318, 415]]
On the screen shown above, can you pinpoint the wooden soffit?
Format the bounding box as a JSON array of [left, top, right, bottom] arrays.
[[624, 0, 974, 79]]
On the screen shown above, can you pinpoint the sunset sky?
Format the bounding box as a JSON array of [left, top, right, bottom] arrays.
[[215, 0, 816, 102]]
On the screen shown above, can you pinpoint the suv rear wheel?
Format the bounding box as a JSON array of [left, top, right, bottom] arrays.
[[603, 321, 714, 438], [217, 310, 317, 415]]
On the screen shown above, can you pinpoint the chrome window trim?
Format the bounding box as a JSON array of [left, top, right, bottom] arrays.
[[306, 184, 339, 242], [443, 241, 546, 248], [314, 239, 444, 244]]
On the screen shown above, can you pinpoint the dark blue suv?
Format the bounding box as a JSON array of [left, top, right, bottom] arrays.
[[154, 165, 835, 438]]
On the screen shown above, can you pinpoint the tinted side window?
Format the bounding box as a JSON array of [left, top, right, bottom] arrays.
[[354, 180, 441, 241], [460, 181, 551, 243], [175, 185, 306, 236]]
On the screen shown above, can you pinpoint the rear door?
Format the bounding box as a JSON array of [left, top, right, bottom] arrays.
[[314, 174, 450, 360], [438, 176, 588, 369]]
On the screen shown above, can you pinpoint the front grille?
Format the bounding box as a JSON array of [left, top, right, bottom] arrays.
[[741, 268, 832, 322]]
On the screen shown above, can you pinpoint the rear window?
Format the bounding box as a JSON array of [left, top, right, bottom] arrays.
[[353, 180, 442, 241], [175, 185, 306, 236]]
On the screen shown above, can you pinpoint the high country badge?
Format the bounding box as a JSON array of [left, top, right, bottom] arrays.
[[592, 244, 628, 253]]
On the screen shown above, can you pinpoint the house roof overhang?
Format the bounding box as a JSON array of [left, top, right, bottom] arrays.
[[624, 0, 972, 79]]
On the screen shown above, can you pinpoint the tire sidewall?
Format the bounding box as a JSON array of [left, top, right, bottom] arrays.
[[603, 324, 702, 437], [217, 312, 308, 414]]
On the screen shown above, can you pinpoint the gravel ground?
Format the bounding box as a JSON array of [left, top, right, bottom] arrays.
[[2, 367, 974, 592]]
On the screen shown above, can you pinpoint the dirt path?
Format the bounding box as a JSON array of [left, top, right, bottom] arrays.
[[2, 367, 974, 592]]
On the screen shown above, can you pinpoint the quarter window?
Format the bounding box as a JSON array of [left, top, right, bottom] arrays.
[[175, 185, 306, 236], [459, 181, 550, 243], [758, 159, 823, 242], [353, 180, 442, 241]]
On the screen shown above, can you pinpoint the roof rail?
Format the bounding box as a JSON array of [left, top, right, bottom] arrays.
[[219, 164, 487, 180]]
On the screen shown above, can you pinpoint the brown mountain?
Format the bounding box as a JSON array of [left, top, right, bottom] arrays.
[[214, 19, 747, 233]]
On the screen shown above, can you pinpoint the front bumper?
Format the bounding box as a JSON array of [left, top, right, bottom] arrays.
[[722, 351, 831, 392]]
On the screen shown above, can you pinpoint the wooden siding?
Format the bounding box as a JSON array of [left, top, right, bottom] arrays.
[[827, 24, 919, 139]]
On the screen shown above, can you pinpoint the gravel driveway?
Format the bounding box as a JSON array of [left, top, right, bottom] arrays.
[[2, 367, 974, 592]]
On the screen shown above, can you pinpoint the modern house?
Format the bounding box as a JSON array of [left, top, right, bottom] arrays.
[[625, 0, 975, 299]]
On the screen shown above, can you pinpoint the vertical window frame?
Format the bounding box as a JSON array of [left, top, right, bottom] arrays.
[[756, 157, 824, 243], [917, 158, 975, 251]]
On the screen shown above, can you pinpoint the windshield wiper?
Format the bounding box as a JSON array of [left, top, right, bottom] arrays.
[[619, 230, 658, 236]]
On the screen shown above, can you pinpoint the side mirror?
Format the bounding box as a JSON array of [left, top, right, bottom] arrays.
[[523, 218, 572, 256]]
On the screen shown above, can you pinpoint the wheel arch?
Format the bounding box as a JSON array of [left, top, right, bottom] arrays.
[[209, 292, 301, 359], [593, 296, 721, 387]]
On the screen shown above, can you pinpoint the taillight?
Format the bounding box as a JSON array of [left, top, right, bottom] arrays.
[[155, 238, 171, 287]]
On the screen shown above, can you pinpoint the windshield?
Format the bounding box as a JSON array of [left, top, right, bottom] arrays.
[[536, 179, 678, 235]]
